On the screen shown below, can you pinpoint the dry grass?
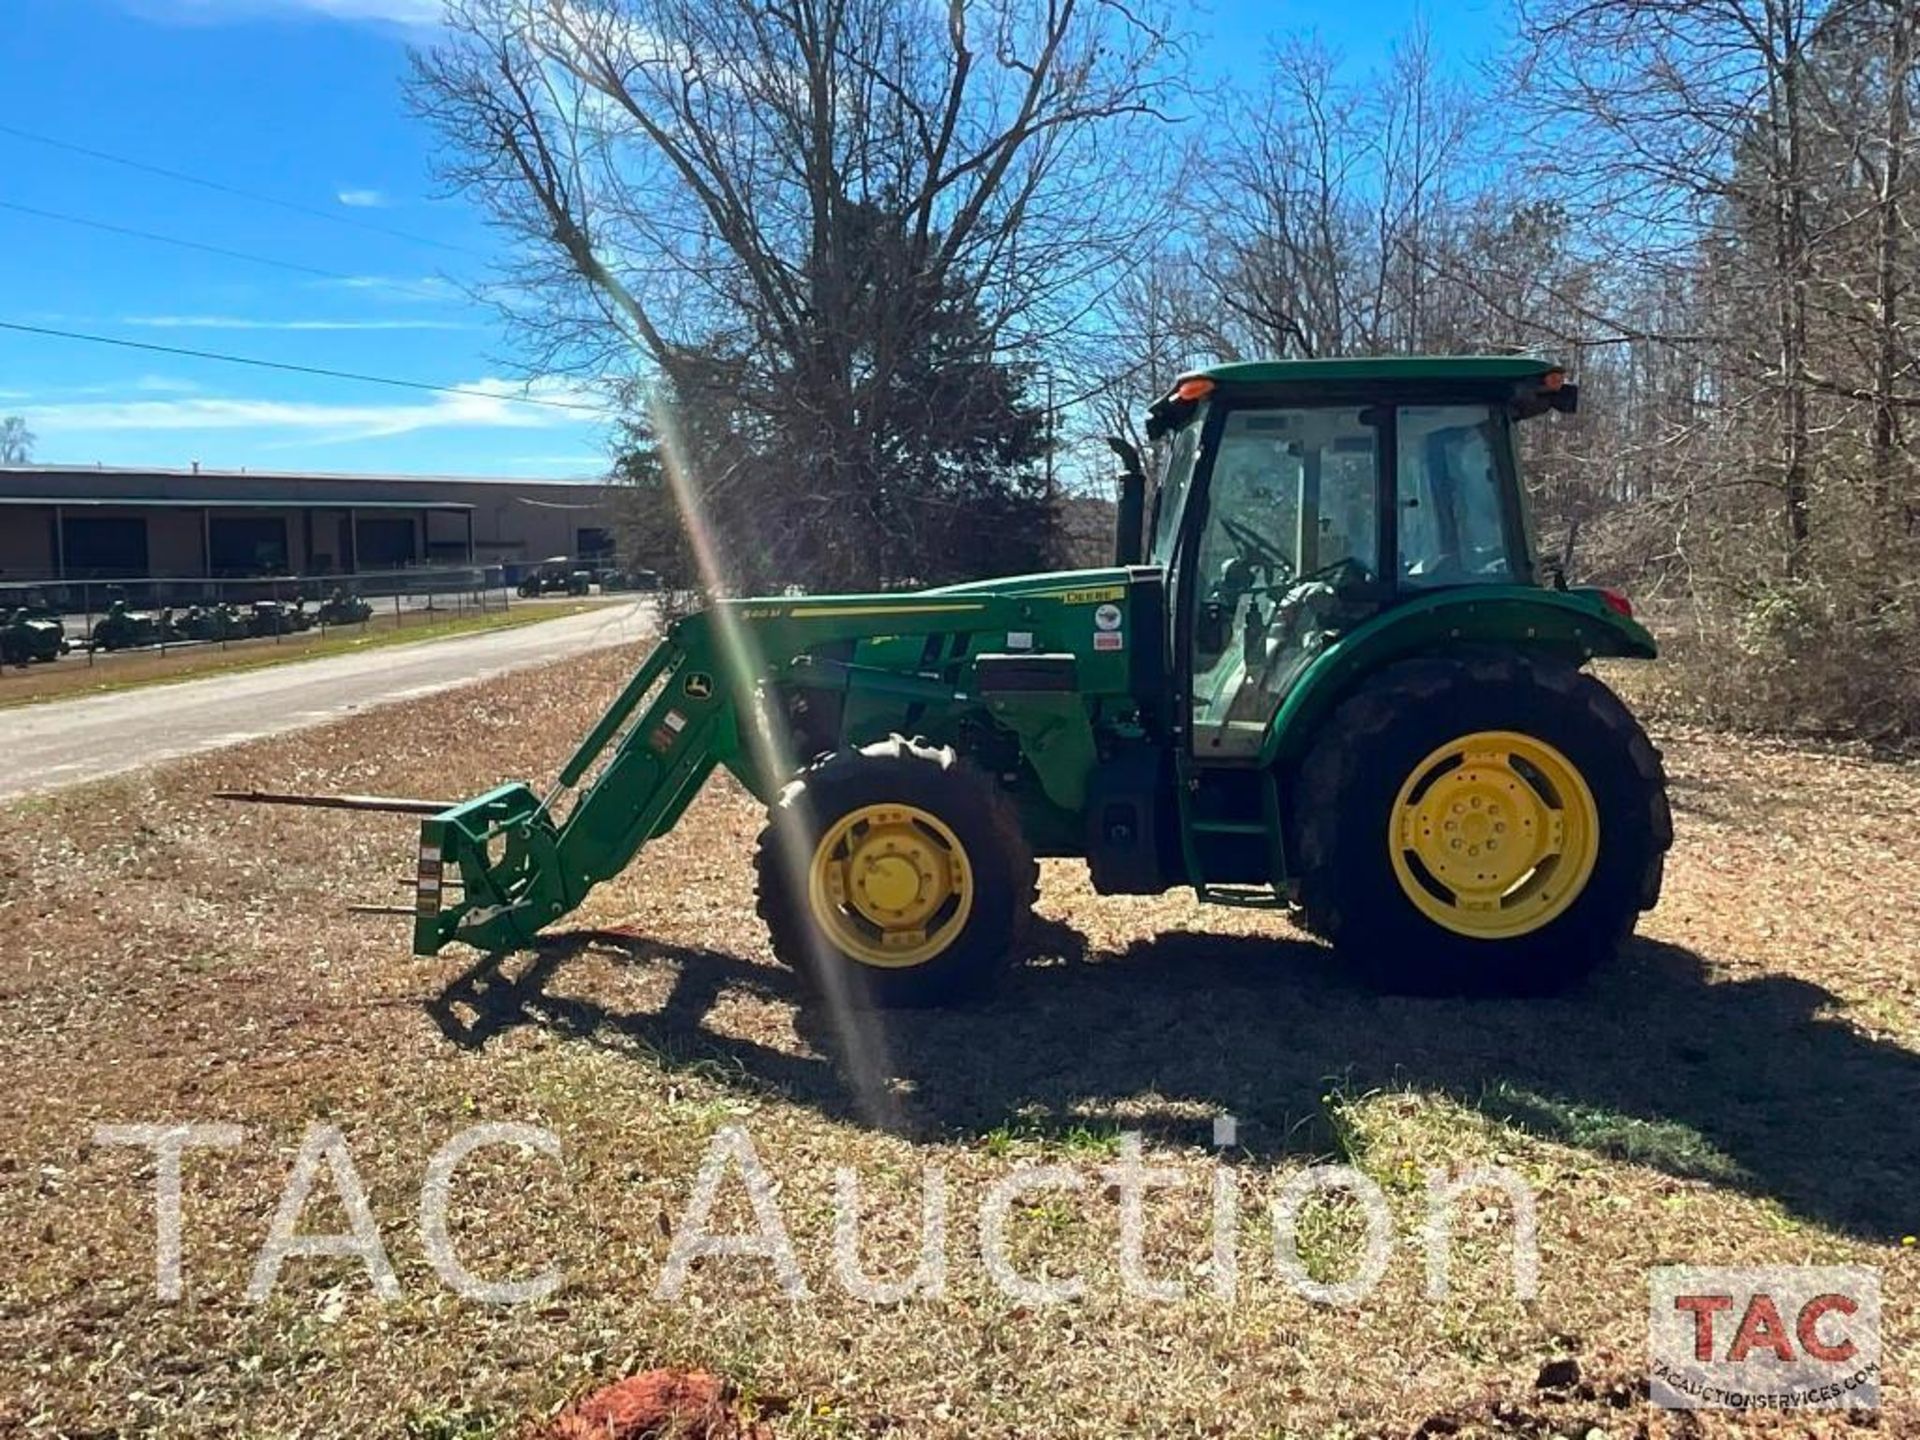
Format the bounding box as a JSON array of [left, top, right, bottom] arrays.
[[1, 644, 1916, 1438]]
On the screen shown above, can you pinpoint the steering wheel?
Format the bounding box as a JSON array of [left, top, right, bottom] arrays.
[[1277, 555, 1377, 601], [1218, 514, 1294, 584]]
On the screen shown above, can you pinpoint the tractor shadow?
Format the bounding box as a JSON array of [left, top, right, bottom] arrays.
[[426, 921, 1920, 1244]]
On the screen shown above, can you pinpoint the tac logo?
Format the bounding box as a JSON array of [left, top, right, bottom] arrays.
[[1649, 1266, 1880, 1410]]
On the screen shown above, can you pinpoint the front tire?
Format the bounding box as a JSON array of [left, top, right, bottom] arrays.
[[1294, 655, 1671, 995], [755, 736, 1037, 1007]]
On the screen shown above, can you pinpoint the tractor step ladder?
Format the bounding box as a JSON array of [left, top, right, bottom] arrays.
[[1179, 763, 1290, 910]]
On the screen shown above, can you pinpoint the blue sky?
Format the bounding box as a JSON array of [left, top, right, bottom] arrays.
[[0, 0, 1481, 479]]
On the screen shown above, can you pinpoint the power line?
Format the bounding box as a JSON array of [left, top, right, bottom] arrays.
[[0, 201, 451, 301], [2, 200, 354, 282], [0, 319, 617, 419], [0, 121, 483, 257]]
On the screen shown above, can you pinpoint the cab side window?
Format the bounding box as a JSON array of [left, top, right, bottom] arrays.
[[1396, 405, 1516, 586]]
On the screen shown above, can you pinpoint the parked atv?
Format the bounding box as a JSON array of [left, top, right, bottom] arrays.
[[1, 604, 68, 664], [89, 600, 165, 652], [2, 608, 63, 665], [518, 558, 590, 597], [245, 599, 312, 637], [172, 602, 246, 643], [316, 589, 375, 626], [596, 567, 662, 593]]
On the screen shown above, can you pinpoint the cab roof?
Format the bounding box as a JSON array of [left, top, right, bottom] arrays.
[[1145, 354, 1575, 439], [1185, 355, 1564, 388]]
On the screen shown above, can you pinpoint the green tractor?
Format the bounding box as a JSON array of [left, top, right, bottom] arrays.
[[240, 357, 1671, 1003]]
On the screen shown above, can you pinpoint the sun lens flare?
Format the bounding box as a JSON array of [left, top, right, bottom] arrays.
[[645, 388, 903, 1128]]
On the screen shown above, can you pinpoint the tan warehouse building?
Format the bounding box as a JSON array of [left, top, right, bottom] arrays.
[[0, 464, 615, 581]]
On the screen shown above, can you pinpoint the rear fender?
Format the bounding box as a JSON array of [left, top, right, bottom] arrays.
[[1262, 587, 1657, 768]]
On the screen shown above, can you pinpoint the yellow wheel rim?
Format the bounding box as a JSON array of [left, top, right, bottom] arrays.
[[807, 803, 974, 968], [1388, 730, 1599, 940]]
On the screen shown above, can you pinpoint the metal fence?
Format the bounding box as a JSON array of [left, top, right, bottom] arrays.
[[0, 565, 520, 669]]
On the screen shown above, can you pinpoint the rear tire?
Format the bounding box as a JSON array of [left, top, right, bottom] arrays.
[[755, 735, 1037, 1007], [1294, 654, 1671, 995]]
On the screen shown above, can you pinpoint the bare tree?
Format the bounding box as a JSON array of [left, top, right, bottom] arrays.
[[411, 0, 1180, 587], [1841, 0, 1915, 535], [1509, 0, 1832, 569], [1177, 26, 1480, 362], [1866, 2, 1912, 529], [1495, 0, 1920, 733], [0, 416, 34, 465]]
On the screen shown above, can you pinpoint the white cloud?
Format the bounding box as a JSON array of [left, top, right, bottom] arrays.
[[122, 314, 472, 332], [292, 0, 442, 18], [23, 376, 602, 446], [336, 188, 389, 209], [8, 375, 206, 401], [499, 452, 610, 474], [312, 275, 460, 304]]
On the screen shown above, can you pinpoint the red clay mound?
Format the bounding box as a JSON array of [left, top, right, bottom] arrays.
[[542, 1368, 758, 1440]]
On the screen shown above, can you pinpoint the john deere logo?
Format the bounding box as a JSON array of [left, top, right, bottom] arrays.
[[683, 672, 714, 699]]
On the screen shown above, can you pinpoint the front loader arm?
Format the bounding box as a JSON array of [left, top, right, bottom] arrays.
[[412, 584, 1113, 957], [415, 611, 743, 955]]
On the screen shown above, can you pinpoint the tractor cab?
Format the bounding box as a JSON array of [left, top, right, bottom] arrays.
[[1130, 357, 1578, 761]]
